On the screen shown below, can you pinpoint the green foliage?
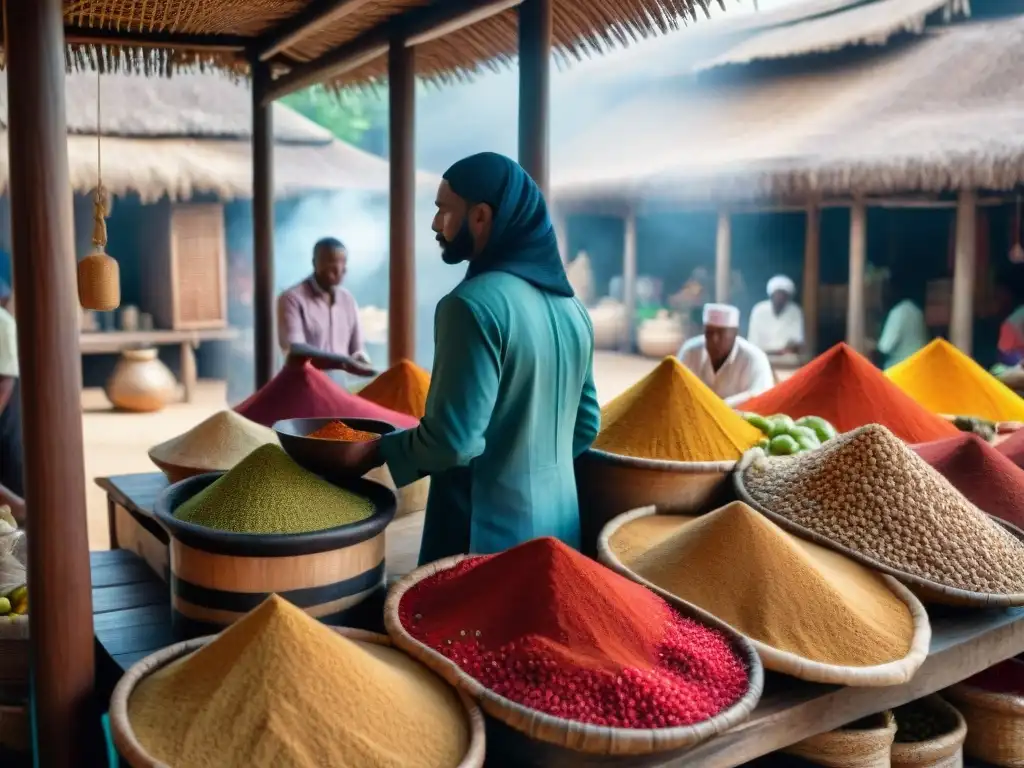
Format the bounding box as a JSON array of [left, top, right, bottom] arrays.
[[281, 85, 386, 148]]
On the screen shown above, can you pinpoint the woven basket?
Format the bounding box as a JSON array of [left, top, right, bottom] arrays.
[[109, 627, 486, 768], [890, 696, 967, 768], [78, 251, 120, 311], [598, 506, 931, 687], [366, 465, 429, 519], [784, 711, 896, 767], [576, 448, 737, 557], [735, 449, 1024, 607], [383, 555, 764, 758], [946, 677, 1024, 766]]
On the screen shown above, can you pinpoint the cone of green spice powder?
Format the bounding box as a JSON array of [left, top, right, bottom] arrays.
[[174, 445, 375, 534]]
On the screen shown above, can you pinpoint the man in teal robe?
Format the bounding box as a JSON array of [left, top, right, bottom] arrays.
[[351, 152, 600, 564]]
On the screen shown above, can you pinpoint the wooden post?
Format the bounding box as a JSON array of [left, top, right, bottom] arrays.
[[621, 210, 638, 353], [6, 1, 96, 764], [388, 41, 416, 366], [517, 0, 552, 194], [802, 203, 821, 356], [951, 189, 977, 355], [847, 199, 867, 353], [715, 210, 731, 304], [252, 60, 276, 389]]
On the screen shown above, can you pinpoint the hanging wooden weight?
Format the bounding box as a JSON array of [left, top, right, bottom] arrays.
[[78, 248, 121, 311]]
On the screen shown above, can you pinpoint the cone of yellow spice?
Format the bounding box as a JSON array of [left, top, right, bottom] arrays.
[[123, 595, 472, 768], [594, 357, 762, 461]]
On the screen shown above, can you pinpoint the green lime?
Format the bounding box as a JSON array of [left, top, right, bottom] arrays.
[[789, 425, 820, 446], [0, 597, 12, 615], [744, 414, 773, 435], [795, 415, 837, 442], [768, 415, 795, 438], [795, 435, 821, 452], [769, 434, 800, 456]]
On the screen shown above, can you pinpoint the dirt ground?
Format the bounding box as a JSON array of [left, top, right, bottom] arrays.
[[81, 351, 660, 550]]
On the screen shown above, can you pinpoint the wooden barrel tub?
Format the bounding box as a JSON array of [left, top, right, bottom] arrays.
[[153, 472, 395, 637]]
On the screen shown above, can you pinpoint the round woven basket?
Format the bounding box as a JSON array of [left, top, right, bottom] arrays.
[[946, 677, 1024, 766], [576, 448, 737, 557], [109, 627, 486, 768], [890, 695, 966, 768], [735, 449, 1024, 607], [383, 555, 764, 758], [598, 506, 931, 687], [784, 711, 896, 768]]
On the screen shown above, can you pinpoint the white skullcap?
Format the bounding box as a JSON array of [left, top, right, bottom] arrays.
[[767, 275, 796, 297], [703, 303, 740, 328]]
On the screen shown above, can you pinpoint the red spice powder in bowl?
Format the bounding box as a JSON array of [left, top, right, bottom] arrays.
[[739, 343, 959, 443], [914, 433, 1024, 529], [235, 361, 418, 430], [396, 538, 752, 732]]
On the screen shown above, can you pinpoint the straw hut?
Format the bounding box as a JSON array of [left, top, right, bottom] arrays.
[[550, 0, 1024, 361]]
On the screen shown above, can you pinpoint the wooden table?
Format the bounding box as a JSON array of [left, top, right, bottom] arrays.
[[80, 329, 239, 403], [95, 473, 170, 583]]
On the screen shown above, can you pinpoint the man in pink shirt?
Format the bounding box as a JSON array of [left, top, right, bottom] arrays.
[[277, 238, 372, 368]]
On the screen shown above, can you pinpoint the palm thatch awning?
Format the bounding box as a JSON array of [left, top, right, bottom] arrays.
[[0, 70, 436, 200], [551, 16, 1024, 206]]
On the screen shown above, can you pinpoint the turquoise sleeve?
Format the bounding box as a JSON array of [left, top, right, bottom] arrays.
[[379, 294, 501, 487], [573, 355, 601, 457]]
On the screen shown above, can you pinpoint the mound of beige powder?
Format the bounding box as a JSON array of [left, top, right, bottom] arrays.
[[148, 410, 279, 472]]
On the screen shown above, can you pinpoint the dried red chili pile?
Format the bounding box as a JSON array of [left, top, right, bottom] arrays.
[[399, 537, 749, 729]]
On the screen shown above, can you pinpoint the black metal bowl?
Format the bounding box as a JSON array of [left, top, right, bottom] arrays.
[[153, 471, 396, 557], [273, 417, 396, 479]]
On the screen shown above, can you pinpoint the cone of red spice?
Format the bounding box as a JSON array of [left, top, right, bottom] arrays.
[[235, 361, 419, 430], [739, 343, 959, 443], [914, 433, 1024, 530], [392, 538, 753, 734]]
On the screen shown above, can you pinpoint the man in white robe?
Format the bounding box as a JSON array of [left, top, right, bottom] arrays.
[[748, 275, 805, 355]]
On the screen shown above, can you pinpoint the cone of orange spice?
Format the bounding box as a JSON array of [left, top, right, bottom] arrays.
[[308, 420, 379, 442], [359, 359, 431, 419]]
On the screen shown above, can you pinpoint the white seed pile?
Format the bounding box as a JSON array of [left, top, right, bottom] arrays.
[[741, 424, 1024, 594], [149, 410, 279, 471]]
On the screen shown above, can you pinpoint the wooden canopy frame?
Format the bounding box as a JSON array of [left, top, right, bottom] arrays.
[[4, 0, 561, 764]]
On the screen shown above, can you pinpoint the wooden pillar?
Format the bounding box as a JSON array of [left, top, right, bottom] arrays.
[[802, 203, 821, 356], [621, 210, 638, 353], [6, 1, 96, 764], [518, 0, 552, 194], [252, 60, 276, 389], [715, 210, 731, 304], [388, 41, 416, 365], [847, 199, 867, 353], [951, 189, 977, 355]]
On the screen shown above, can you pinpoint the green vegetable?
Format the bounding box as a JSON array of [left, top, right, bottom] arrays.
[[769, 435, 800, 456], [0, 597, 11, 615], [795, 415, 837, 443], [789, 426, 821, 448], [744, 414, 773, 435], [756, 438, 771, 452], [767, 415, 796, 438]]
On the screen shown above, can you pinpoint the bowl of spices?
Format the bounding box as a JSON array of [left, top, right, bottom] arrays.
[[110, 595, 485, 768], [737, 424, 1024, 606], [890, 696, 966, 768], [599, 503, 931, 687], [385, 537, 763, 759], [154, 444, 395, 634], [576, 357, 763, 556], [274, 416, 393, 479]]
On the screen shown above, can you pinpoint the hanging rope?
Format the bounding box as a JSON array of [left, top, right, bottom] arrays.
[[92, 66, 109, 252]]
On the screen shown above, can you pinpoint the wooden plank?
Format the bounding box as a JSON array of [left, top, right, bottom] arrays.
[[94, 473, 169, 517], [92, 582, 167, 615], [89, 549, 136, 567], [112, 651, 152, 670], [93, 604, 170, 632], [90, 559, 154, 589], [94, 620, 174, 657], [112, 505, 169, 583], [79, 328, 239, 355]]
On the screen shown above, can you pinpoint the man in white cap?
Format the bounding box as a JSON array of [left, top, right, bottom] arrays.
[[678, 303, 775, 405], [748, 274, 805, 355]]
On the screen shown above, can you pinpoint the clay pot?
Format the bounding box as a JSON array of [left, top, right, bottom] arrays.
[[105, 348, 177, 413], [637, 310, 685, 359]]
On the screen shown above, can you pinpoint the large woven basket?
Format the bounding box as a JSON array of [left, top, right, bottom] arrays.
[[109, 627, 486, 768], [576, 448, 737, 557], [890, 695, 966, 768], [946, 674, 1024, 766], [735, 449, 1024, 607], [784, 711, 896, 768], [598, 506, 931, 687], [383, 555, 764, 758]]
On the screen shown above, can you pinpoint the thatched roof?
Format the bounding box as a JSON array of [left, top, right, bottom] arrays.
[[551, 15, 1024, 205], [696, 0, 966, 70], [60, 0, 713, 86]]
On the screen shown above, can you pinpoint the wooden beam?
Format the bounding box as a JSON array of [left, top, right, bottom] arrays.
[[252, 60, 276, 389], [846, 198, 867, 353], [950, 189, 977, 355], [7, 1, 96, 765], [388, 41, 416, 365], [257, 0, 375, 61], [517, 0, 551, 194], [64, 26, 250, 51], [262, 0, 521, 104], [802, 203, 821, 357], [621, 211, 638, 353], [715, 209, 731, 304]]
